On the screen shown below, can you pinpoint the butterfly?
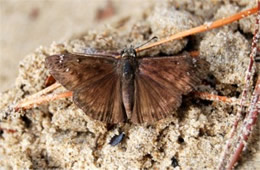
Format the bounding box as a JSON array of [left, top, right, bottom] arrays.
[[45, 46, 207, 124]]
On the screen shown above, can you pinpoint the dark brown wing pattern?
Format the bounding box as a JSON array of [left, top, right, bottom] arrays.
[[45, 53, 126, 123], [46, 53, 117, 91], [131, 55, 207, 124]]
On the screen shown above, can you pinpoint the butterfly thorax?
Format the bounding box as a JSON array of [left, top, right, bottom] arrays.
[[120, 47, 137, 119]]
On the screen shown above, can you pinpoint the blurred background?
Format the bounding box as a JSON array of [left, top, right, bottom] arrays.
[[0, 0, 142, 91]]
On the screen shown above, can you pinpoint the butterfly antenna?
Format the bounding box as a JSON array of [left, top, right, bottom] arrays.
[[134, 36, 158, 50]]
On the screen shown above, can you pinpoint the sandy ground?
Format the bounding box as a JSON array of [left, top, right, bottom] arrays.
[[0, 0, 260, 169]]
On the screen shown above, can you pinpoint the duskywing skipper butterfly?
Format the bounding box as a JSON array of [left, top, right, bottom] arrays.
[[46, 46, 207, 124]]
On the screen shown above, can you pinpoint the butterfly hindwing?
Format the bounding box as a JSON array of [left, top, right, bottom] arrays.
[[45, 53, 126, 123], [73, 71, 126, 123], [131, 55, 207, 124]]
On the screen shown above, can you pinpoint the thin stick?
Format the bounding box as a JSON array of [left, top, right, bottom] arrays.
[[26, 82, 61, 100], [231, 3, 260, 136], [17, 91, 73, 110], [227, 76, 260, 170], [15, 82, 61, 110], [193, 92, 243, 105], [218, 4, 260, 169], [135, 7, 258, 53]]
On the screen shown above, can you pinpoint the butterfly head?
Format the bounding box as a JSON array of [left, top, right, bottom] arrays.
[[121, 46, 137, 59]]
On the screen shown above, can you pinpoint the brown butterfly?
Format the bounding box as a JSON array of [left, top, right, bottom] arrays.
[[46, 46, 207, 124]]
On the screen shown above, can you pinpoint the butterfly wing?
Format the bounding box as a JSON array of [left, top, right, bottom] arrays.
[[46, 53, 118, 91], [131, 54, 207, 124], [46, 53, 126, 123]]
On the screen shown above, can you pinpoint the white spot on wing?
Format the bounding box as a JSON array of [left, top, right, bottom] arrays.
[[59, 54, 64, 63]]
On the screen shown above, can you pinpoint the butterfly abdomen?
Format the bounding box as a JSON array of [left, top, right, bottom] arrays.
[[121, 58, 136, 119]]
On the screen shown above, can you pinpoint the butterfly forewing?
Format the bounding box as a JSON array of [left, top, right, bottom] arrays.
[[46, 53, 118, 91], [45, 53, 126, 123], [131, 55, 207, 124]]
